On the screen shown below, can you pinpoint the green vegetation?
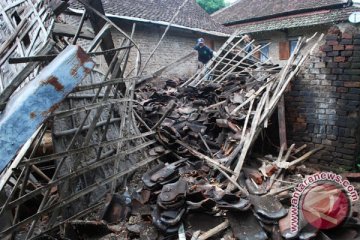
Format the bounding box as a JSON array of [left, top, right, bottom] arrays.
[[196, 0, 226, 14]]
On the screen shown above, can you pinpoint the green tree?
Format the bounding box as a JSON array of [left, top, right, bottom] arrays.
[[196, 0, 226, 14]]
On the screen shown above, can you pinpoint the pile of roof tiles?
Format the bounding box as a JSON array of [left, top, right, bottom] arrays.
[[106, 76, 358, 240], [62, 144, 360, 240], [136, 77, 264, 159]]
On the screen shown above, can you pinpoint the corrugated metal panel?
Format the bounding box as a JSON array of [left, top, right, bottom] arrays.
[[0, 45, 94, 172]]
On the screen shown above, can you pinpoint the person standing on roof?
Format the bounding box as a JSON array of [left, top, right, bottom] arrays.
[[194, 38, 214, 66]]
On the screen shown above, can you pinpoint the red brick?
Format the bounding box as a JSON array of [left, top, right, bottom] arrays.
[[341, 51, 353, 57], [294, 122, 307, 131], [265, 164, 278, 177], [334, 56, 346, 62], [327, 40, 339, 46], [327, 51, 339, 57], [246, 171, 263, 185], [344, 82, 360, 88], [296, 117, 306, 123], [344, 143, 358, 149], [326, 34, 339, 40], [320, 45, 333, 52], [336, 87, 348, 93], [333, 45, 344, 51], [345, 45, 354, 50], [342, 33, 353, 39]]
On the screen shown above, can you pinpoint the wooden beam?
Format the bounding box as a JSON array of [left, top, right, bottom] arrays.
[[49, 1, 70, 16], [278, 95, 288, 150], [84, 0, 116, 65], [53, 23, 95, 40]]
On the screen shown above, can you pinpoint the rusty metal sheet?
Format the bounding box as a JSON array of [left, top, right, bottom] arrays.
[[0, 45, 94, 172]]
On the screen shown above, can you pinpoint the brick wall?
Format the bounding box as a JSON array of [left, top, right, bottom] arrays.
[[286, 27, 360, 170], [63, 14, 226, 78]]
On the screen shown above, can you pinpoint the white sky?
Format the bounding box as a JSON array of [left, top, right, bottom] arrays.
[[225, 0, 238, 3]]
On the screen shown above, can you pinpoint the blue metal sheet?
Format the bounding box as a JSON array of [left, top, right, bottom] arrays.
[[0, 45, 94, 172]]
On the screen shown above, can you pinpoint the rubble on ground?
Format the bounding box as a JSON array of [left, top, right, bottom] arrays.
[[0, 0, 359, 239]]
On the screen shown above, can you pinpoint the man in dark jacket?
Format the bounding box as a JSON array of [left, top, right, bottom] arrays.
[[194, 38, 213, 65]]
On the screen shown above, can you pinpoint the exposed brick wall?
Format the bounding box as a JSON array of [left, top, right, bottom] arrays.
[[286, 27, 360, 170]]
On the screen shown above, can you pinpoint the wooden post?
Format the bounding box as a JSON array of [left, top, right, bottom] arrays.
[[84, 0, 116, 66], [278, 95, 288, 150]]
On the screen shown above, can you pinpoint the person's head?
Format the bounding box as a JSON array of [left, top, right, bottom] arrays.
[[244, 34, 252, 43], [196, 38, 205, 47]]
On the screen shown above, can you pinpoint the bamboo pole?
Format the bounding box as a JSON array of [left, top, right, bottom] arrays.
[[198, 220, 230, 240]]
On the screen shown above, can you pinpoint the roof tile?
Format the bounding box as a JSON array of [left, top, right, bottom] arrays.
[[212, 0, 348, 25], [229, 7, 356, 34], [70, 0, 231, 34]]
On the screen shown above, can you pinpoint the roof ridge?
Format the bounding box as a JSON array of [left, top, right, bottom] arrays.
[[212, 0, 349, 26], [230, 6, 355, 34], [224, 1, 348, 25]]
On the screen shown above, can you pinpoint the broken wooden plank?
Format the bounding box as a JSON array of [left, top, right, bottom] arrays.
[[49, 0, 70, 15], [5, 141, 158, 210], [53, 22, 95, 40], [198, 220, 230, 240], [8, 54, 57, 64], [20, 131, 155, 167], [53, 118, 121, 137], [151, 101, 177, 129], [52, 23, 95, 40], [8, 45, 133, 64], [82, 0, 116, 65], [278, 92, 287, 150]]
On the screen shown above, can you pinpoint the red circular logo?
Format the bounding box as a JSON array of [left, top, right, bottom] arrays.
[[301, 182, 350, 230]]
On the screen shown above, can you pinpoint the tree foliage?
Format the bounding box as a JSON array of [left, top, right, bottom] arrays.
[[196, 0, 226, 14]]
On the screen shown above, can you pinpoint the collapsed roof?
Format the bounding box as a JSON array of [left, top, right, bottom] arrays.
[[2, 0, 358, 239]]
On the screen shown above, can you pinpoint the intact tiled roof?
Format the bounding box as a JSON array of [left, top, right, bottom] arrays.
[[229, 6, 357, 34], [70, 0, 231, 35], [212, 0, 349, 25]]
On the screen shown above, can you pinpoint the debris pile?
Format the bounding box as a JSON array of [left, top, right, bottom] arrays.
[[59, 152, 360, 240]]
